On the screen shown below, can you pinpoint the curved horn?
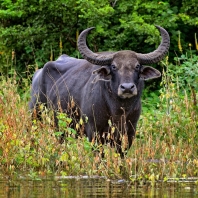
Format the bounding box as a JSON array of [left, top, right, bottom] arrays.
[[136, 25, 170, 64], [77, 27, 113, 65]]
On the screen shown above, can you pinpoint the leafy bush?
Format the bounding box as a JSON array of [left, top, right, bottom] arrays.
[[169, 53, 198, 92], [0, 0, 198, 76]]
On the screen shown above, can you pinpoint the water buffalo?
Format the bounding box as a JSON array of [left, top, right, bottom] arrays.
[[29, 25, 170, 156]]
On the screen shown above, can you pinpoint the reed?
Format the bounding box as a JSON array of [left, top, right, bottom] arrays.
[[0, 54, 197, 184]]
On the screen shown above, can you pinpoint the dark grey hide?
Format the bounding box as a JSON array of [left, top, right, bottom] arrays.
[[29, 25, 170, 156]]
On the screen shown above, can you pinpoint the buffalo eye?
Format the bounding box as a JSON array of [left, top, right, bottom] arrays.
[[135, 64, 142, 72], [111, 65, 117, 70], [135, 64, 140, 70]]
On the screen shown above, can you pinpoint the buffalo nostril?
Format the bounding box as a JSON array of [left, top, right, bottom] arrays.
[[130, 84, 134, 89], [120, 85, 125, 89]]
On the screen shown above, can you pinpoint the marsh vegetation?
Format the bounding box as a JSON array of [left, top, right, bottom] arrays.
[[0, 51, 197, 185]]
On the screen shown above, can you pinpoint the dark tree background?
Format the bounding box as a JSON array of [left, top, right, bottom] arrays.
[[0, 0, 197, 76]]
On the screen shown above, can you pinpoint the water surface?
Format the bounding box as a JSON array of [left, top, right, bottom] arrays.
[[0, 176, 197, 197]]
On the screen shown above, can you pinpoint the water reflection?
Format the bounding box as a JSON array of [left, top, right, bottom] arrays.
[[0, 176, 197, 198]]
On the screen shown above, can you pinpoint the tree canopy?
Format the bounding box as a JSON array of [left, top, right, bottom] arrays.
[[0, 0, 197, 74]]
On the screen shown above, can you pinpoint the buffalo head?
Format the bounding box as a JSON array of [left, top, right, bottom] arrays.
[[77, 26, 170, 99]]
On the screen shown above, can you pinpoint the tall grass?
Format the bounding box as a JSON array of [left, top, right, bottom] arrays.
[[0, 57, 197, 183]]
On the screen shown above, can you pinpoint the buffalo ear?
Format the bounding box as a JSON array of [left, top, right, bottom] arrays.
[[92, 66, 112, 83], [140, 66, 161, 80]]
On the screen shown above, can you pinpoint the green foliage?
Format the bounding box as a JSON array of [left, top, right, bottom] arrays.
[[56, 112, 75, 137], [168, 53, 198, 91], [0, 0, 198, 77]]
